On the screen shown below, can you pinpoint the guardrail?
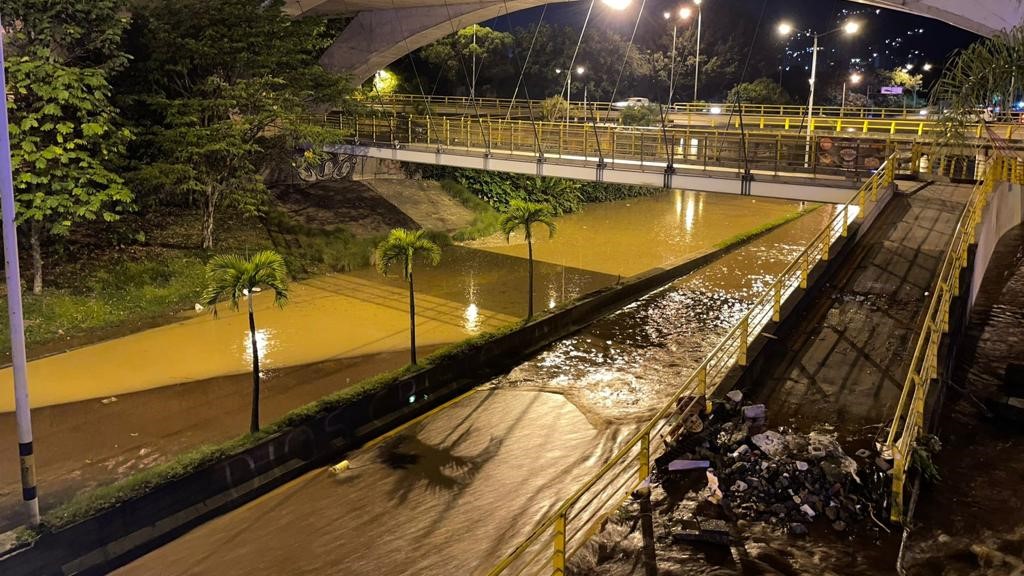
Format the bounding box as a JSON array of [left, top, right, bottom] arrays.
[[327, 113, 915, 181], [885, 154, 1024, 523], [485, 153, 900, 576], [369, 93, 1024, 124]]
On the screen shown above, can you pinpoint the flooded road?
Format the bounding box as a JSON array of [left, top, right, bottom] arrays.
[[114, 206, 832, 576], [1, 191, 800, 412], [904, 224, 1024, 575], [0, 190, 803, 529]]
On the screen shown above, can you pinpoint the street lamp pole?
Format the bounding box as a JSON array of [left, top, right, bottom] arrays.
[[694, 0, 703, 102], [0, 17, 41, 527], [667, 16, 677, 105]]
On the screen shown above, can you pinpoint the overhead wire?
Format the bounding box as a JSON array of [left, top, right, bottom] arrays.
[[500, 0, 547, 156], [440, 0, 492, 152]]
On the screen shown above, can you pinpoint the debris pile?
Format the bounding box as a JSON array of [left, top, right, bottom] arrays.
[[655, 391, 889, 537]]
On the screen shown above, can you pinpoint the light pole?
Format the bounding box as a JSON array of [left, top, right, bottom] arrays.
[[778, 19, 861, 165], [665, 6, 694, 106], [693, 0, 703, 102], [842, 72, 862, 115], [0, 17, 41, 526], [577, 66, 586, 122]]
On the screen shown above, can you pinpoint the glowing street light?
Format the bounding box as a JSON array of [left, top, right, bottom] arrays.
[[777, 19, 862, 163], [922, 62, 933, 72], [601, 0, 632, 9], [842, 72, 862, 113]]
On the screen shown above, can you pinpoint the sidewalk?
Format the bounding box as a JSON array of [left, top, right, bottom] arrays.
[[756, 181, 974, 434]]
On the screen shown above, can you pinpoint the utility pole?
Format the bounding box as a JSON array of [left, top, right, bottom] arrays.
[[694, 0, 703, 102], [470, 24, 477, 100], [0, 17, 41, 527]]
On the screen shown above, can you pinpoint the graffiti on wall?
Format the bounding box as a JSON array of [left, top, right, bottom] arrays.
[[297, 152, 356, 182]]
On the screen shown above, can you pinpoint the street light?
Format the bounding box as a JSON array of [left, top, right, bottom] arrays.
[[666, 6, 694, 105], [778, 19, 862, 163], [842, 72, 862, 114], [922, 63, 933, 72], [693, 0, 704, 103], [601, 0, 632, 9]]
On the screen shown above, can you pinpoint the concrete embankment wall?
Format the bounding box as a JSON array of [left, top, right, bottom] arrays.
[[0, 214, 798, 576], [969, 182, 1024, 311]]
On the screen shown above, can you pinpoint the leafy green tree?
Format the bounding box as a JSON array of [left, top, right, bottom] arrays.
[[541, 95, 569, 122], [201, 250, 289, 433], [933, 27, 1024, 145], [375, 229, 442, 366], [727, 78, 791, 105], [3, 0, 134, 293], [124, 0, 351, 250], [419, 25, 514, 96], [500, 199, 556, 319], [620, 104, 661, 126]]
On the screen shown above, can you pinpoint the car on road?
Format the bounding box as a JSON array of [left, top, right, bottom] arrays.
[[612, 97, 651, 110]]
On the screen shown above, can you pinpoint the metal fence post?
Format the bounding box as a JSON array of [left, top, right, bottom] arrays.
[[738, 316, 748, 366], [773, 283, 782, 322], [553, 512, 567, 576], [890, 447, 905, 523], [842, 204, 849, 237], [698, 365, 710, 413], [639, 433, 650, 482], [822, 228, 830, 261], [800, 254, 809, 289]]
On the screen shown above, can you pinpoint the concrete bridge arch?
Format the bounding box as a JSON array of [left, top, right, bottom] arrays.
[[284, 0, 1024, 84]]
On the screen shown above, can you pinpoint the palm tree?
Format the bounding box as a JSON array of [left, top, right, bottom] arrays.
[[202, 250, 289, 434], [500, 199, 556, 319], [375, 229, 442, 366], [932, 27, 1024, 148]]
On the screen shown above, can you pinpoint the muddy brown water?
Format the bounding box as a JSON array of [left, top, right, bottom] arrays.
[[112, 206, 834, 576], [0, 191, 804, 531], [902, 224, 1024, 576]]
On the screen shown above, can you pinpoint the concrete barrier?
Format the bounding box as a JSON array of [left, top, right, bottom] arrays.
[[0, 210, 805, 576]]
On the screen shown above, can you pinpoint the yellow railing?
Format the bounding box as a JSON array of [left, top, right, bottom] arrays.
[[329, 113, 913, 180], [885, 154, 1024, 523], [369, 94, 1024, 127], [486, 154, 900, 576]]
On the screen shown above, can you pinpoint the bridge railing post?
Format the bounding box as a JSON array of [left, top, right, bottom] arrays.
[[822, 228, 830, 261], [698, 365, 710, 413], [772, 283, 782, 322], [639, 433, 650, 482], [553, 512, 567, 576], [737, 316, 748, 366], [800, 254, 809, 289]]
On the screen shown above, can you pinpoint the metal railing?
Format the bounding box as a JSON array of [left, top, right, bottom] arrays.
[[369, 93, 1024, 125], [486, 154, 901, 576], [327, 113, 914, 181], [885, 154, 1024, 523]]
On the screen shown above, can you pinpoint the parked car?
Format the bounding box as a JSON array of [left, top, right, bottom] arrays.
[[612, 97, 651, 110]]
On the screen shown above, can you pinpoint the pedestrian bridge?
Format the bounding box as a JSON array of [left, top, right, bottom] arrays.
[[323, 113, 970, 203]]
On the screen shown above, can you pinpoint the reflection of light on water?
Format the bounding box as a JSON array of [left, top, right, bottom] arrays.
[[464, 302, 480, 333], [844, 204, 861, 221], [549, 297, 557, 309], [464, 275, 480, 333], [674, 189, 683, 223], [242, 328, 276, 365], [684, 191, 696, 233]]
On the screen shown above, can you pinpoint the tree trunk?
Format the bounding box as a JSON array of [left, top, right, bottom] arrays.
[[408, 270, 417, 366], [247, 293, 261, 434], [526, 233, 534, 319], [30, 221, 42, 295], [202, 188, 216, 250]]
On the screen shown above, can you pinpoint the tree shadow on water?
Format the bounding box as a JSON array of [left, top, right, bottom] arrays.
[[377, 431, 502, 506]]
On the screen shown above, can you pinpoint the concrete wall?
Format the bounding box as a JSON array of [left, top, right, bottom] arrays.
[[969, 182, 1024, 310], [0, 217, 800, 576]]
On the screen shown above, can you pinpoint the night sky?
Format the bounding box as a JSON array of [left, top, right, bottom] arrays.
[[492, 0, 980, 85]]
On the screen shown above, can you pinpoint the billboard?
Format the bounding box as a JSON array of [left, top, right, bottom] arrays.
[[880, 86, 904, 95]]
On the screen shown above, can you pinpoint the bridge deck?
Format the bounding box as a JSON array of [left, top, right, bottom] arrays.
[[754, 181, 973, 437]]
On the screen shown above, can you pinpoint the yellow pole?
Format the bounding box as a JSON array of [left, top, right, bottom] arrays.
[[553, 513, 567, 576], [738, 316, 748, 366]]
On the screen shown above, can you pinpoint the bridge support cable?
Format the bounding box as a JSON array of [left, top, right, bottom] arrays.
[[504, 4, 547, 121], [500, 0, 546, 159], [389, 0, 440, 148], [440, 0, 493, 155], [559, 0, 595, 105], [606, 0, 647, 112]]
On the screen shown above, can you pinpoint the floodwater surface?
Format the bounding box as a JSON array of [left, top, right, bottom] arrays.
[[0, 189, 805, 531], [113, 206, 833, 576]]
